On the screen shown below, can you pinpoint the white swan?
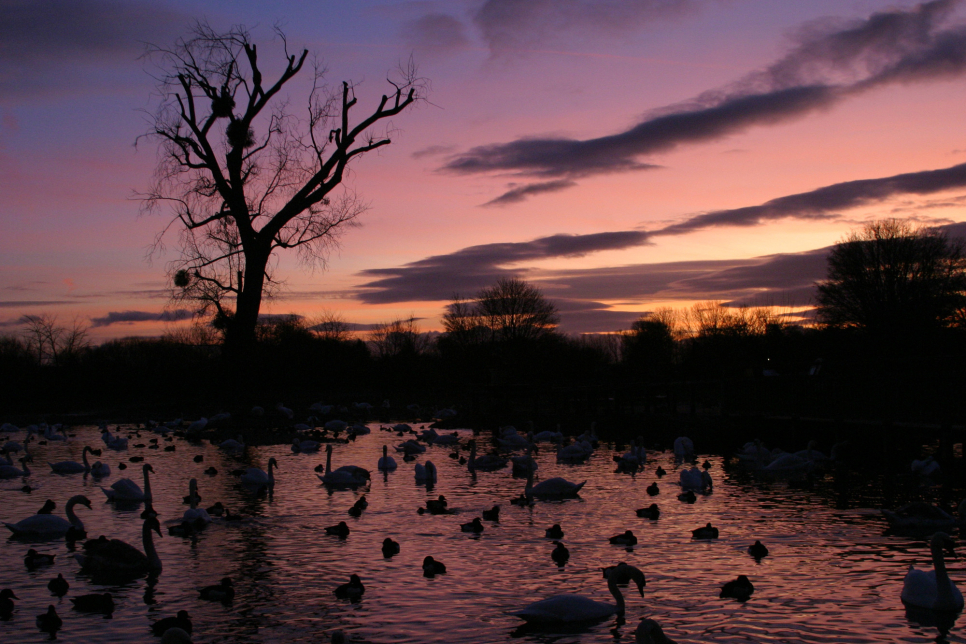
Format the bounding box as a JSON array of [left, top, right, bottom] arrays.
[[415, 461, 437, 483], [679, 467, 711, 491], [524, 468, 586, 501], [102, 464, 153, 502], [90, 460, 110, 478], [377, 445, 398, 471], [5, 495, 91, 538], [556, 439, 593, 464], [292, 438, 320, 453], [240, 457, 278, 489], [511, 438, 538, 475], [513, 562, 645, 623], [468, 441, 507, 472], [219, 435, 245, 453], [0, 455, 30, 479], [75, 516, 163, 576], [49, 446, 94, 474], [901, 532, 964, 611], [673, 436, 694, 460], [181, 479, 211, 525], [319, 445, 370, 487]]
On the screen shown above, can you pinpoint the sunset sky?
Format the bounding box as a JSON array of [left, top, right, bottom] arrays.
[[3, 0, 966, 341]]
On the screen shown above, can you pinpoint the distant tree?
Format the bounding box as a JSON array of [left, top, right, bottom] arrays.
[[622, 312, 674, 378], [369, 317, 429, 359], [309, 310, 352, 342], [474, 277, 560, 342], [20, 314, 90, 366], [816, 219, 966, 335], [142, 23, 424, 357]]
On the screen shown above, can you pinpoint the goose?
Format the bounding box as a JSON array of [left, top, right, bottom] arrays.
[[482, 505, 500, 521], [523, 468, 586, 502], [325, 521, 350, 538], [382, 538, 400, 557], [692, 522, 719, 539], [467, 441, 507, 472], [102, 463, 153, 502], [0, 455, 30, 479], [319, 445, 370, 487], [199, 578, 234, 602], [47, 573, 69, 597], [545, 524, 564, 539], [461, 517, 484, 533], [182, 479, 211, 526], [49, 445, 95, 474], [240, 457, 278, 490], [609, 530, 638, 546], [902, 532, 964, 611], [647, 482, 659, 496], [673, 436, 694, 460], [720, 575, 754, 601], [292, 438, 320, 453], [749, 540, 769, 558], [6, 494, 91, 538], [70, 592, 115, 613], [25, 549, 56, 567], [636, 618, 678, 644], [414, 461, 437, 483], [637, 504, 660, 519], [0, 589, 18, 618], [151, 610, 193, 636], [423, 555, 447, 576], [334, 574, 365, 600], [512, 562, 645, 624], [75, 516, 163, 576], [36, 605, 62, 633], [551, 541, 570, 565]]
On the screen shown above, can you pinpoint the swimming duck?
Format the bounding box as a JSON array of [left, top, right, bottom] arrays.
[[325, 521, 350, 538], [151, 610, 193, 636], [37, 499, 56, 514], [0, 589, 17, 618], [382, 538, 400, 557], [545, 524, 564, 539], [199, 578, 234, 602], [636, 504, 660, 519], [482, 505, 500, 521], [461, 517, 484, 533], [36, 605, 62, 633], [646, 483, 659, 496], [655, 466, 666, 477], [551, 541, 570, 565], [206, 502, 225, 517], [720, 575, 754, 601], [47, 573, 69, 597], [748, 540, 769, 558], [609, 530, 638, 546], [678, 490, 696, 504], [334, 574, 365, 600], [692, 522, 719, 539], [423, 555, 447, 576], [635, 618, 678, 644], [71, 592, 115, 613], [25, 549, 56, 568]]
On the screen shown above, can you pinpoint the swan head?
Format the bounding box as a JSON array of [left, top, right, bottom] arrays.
[[932, 532, 958, 557], [145, 516, 163, 538], [611, 563, 646, 596], [69, 495, 92, 510], [144, 464, 155, 474], [268, 457, 279, 469]]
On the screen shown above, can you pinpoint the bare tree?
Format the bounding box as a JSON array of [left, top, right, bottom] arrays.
[[141, 23, 424, 356], [21, 314, 90, 365], [816, 219, 966, 334], [368, 317, 429, 358], [475, 277, 560, 342], [309, 310, 351, 342]]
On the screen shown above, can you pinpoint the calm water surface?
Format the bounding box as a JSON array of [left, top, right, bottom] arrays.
[[0, 423, 962, 643]]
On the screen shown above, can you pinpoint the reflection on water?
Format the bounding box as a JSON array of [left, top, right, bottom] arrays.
[[1, 424, 964, 643]]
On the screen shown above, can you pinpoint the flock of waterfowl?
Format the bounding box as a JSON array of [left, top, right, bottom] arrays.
[[0, 416, 963, 642]]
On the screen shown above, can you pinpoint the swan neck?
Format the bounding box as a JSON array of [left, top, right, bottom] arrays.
[[525, 468, 534, 499], [326, 447, 332, 471], [20, 459, 29, 475], [607, 574, 625, 615], [82, 447, 90, 470], [932, 541, 952, 586], [268, 460, 275, 483], [143, 467, 152, 501], [65, 498, 82, 529], [189, 483, 198, 510], [143, 522, 161, 570]]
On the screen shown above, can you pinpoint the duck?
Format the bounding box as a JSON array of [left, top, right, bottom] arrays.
[[102, 463, 153, 502], [49, 445, 95, 474], [609, 530, 638, 546], [635, 618, 678, 644], [319, 445, 370, 488], [70, 592, 115, 613], [151, 610, 193, 636], [206, 502, 225, 517], [36, 499, 56, 514], [901, 532, 964, 611], [47, 573, 69, 597], [655, 466, 666, 477], [678, 490, 696, 504], [513, 562, 645, 624], [160, 627, 194, 644], [482, 505, 500, 521], [414, 460, 437, 483], [382, 538, 400, 557], [636, 504, 660, 519], [75, 516, 163, 576], [204, 466, 218, 476], [240, 457, 278, 490], [334, 574, 365, 600], [551, 541, 570, 565], [377, 444, 398, 471], [0, 589, 18, 618], [199, 577, 234, 602], [467, 440, 507, 472], [423, 495, 449, 515], [522, 468, 586, 502], [748, 540, 769, 558], [461, 517, 484, 533], [423, 555, 447, 576], [36, 605, 62, 633], [181, 479, 211, 526], [325, 521, 350, 538], [545, 524, 564, 539], [168, 520, 201, 537], [646, 482, 659, 496], [692, 522, 719, 539], [720, 575, 754, 601], [25, 549, 56, 568]]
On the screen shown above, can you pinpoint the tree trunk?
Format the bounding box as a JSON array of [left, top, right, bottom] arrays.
[[224, 248, 269, 361]]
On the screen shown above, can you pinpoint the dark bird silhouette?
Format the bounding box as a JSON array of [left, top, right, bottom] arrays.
[[193, 455, 204, 463], [334, 574, 365, 600], [655, 466, 666, 477], [199, 577, 234, 602], [482, 505, 500, 521], [461, 517, 484, 533], [646, 483, 660, 496], [720, 575, 754, 601], [0, 589, 19, 618], [749, 540, 769, 558], [151, 610, 193, 636], [702, 459, 712, 469], [423, 555, 447, 576], [36, 605, 62, 633], [47, 573, 69, 597], [25, 549, 55, 568], [636, 618, 678, 644], [551, 541, 570, 565], [382, 538, 400, 557], [636, 503, 660, 519], [71, 592, 114, 613], [678, 490, 696, 504], [325, 521, 350, 538], [692, 522, 719, 539], [609, 530, 638, 546], [37, 499, 56, 514], [206, 502, 225, 516], [545, 524, 564, 539], [204, 467, 218, 475]]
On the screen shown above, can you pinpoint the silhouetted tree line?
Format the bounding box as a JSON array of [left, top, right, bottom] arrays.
[[1, 220, 964, 424]]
